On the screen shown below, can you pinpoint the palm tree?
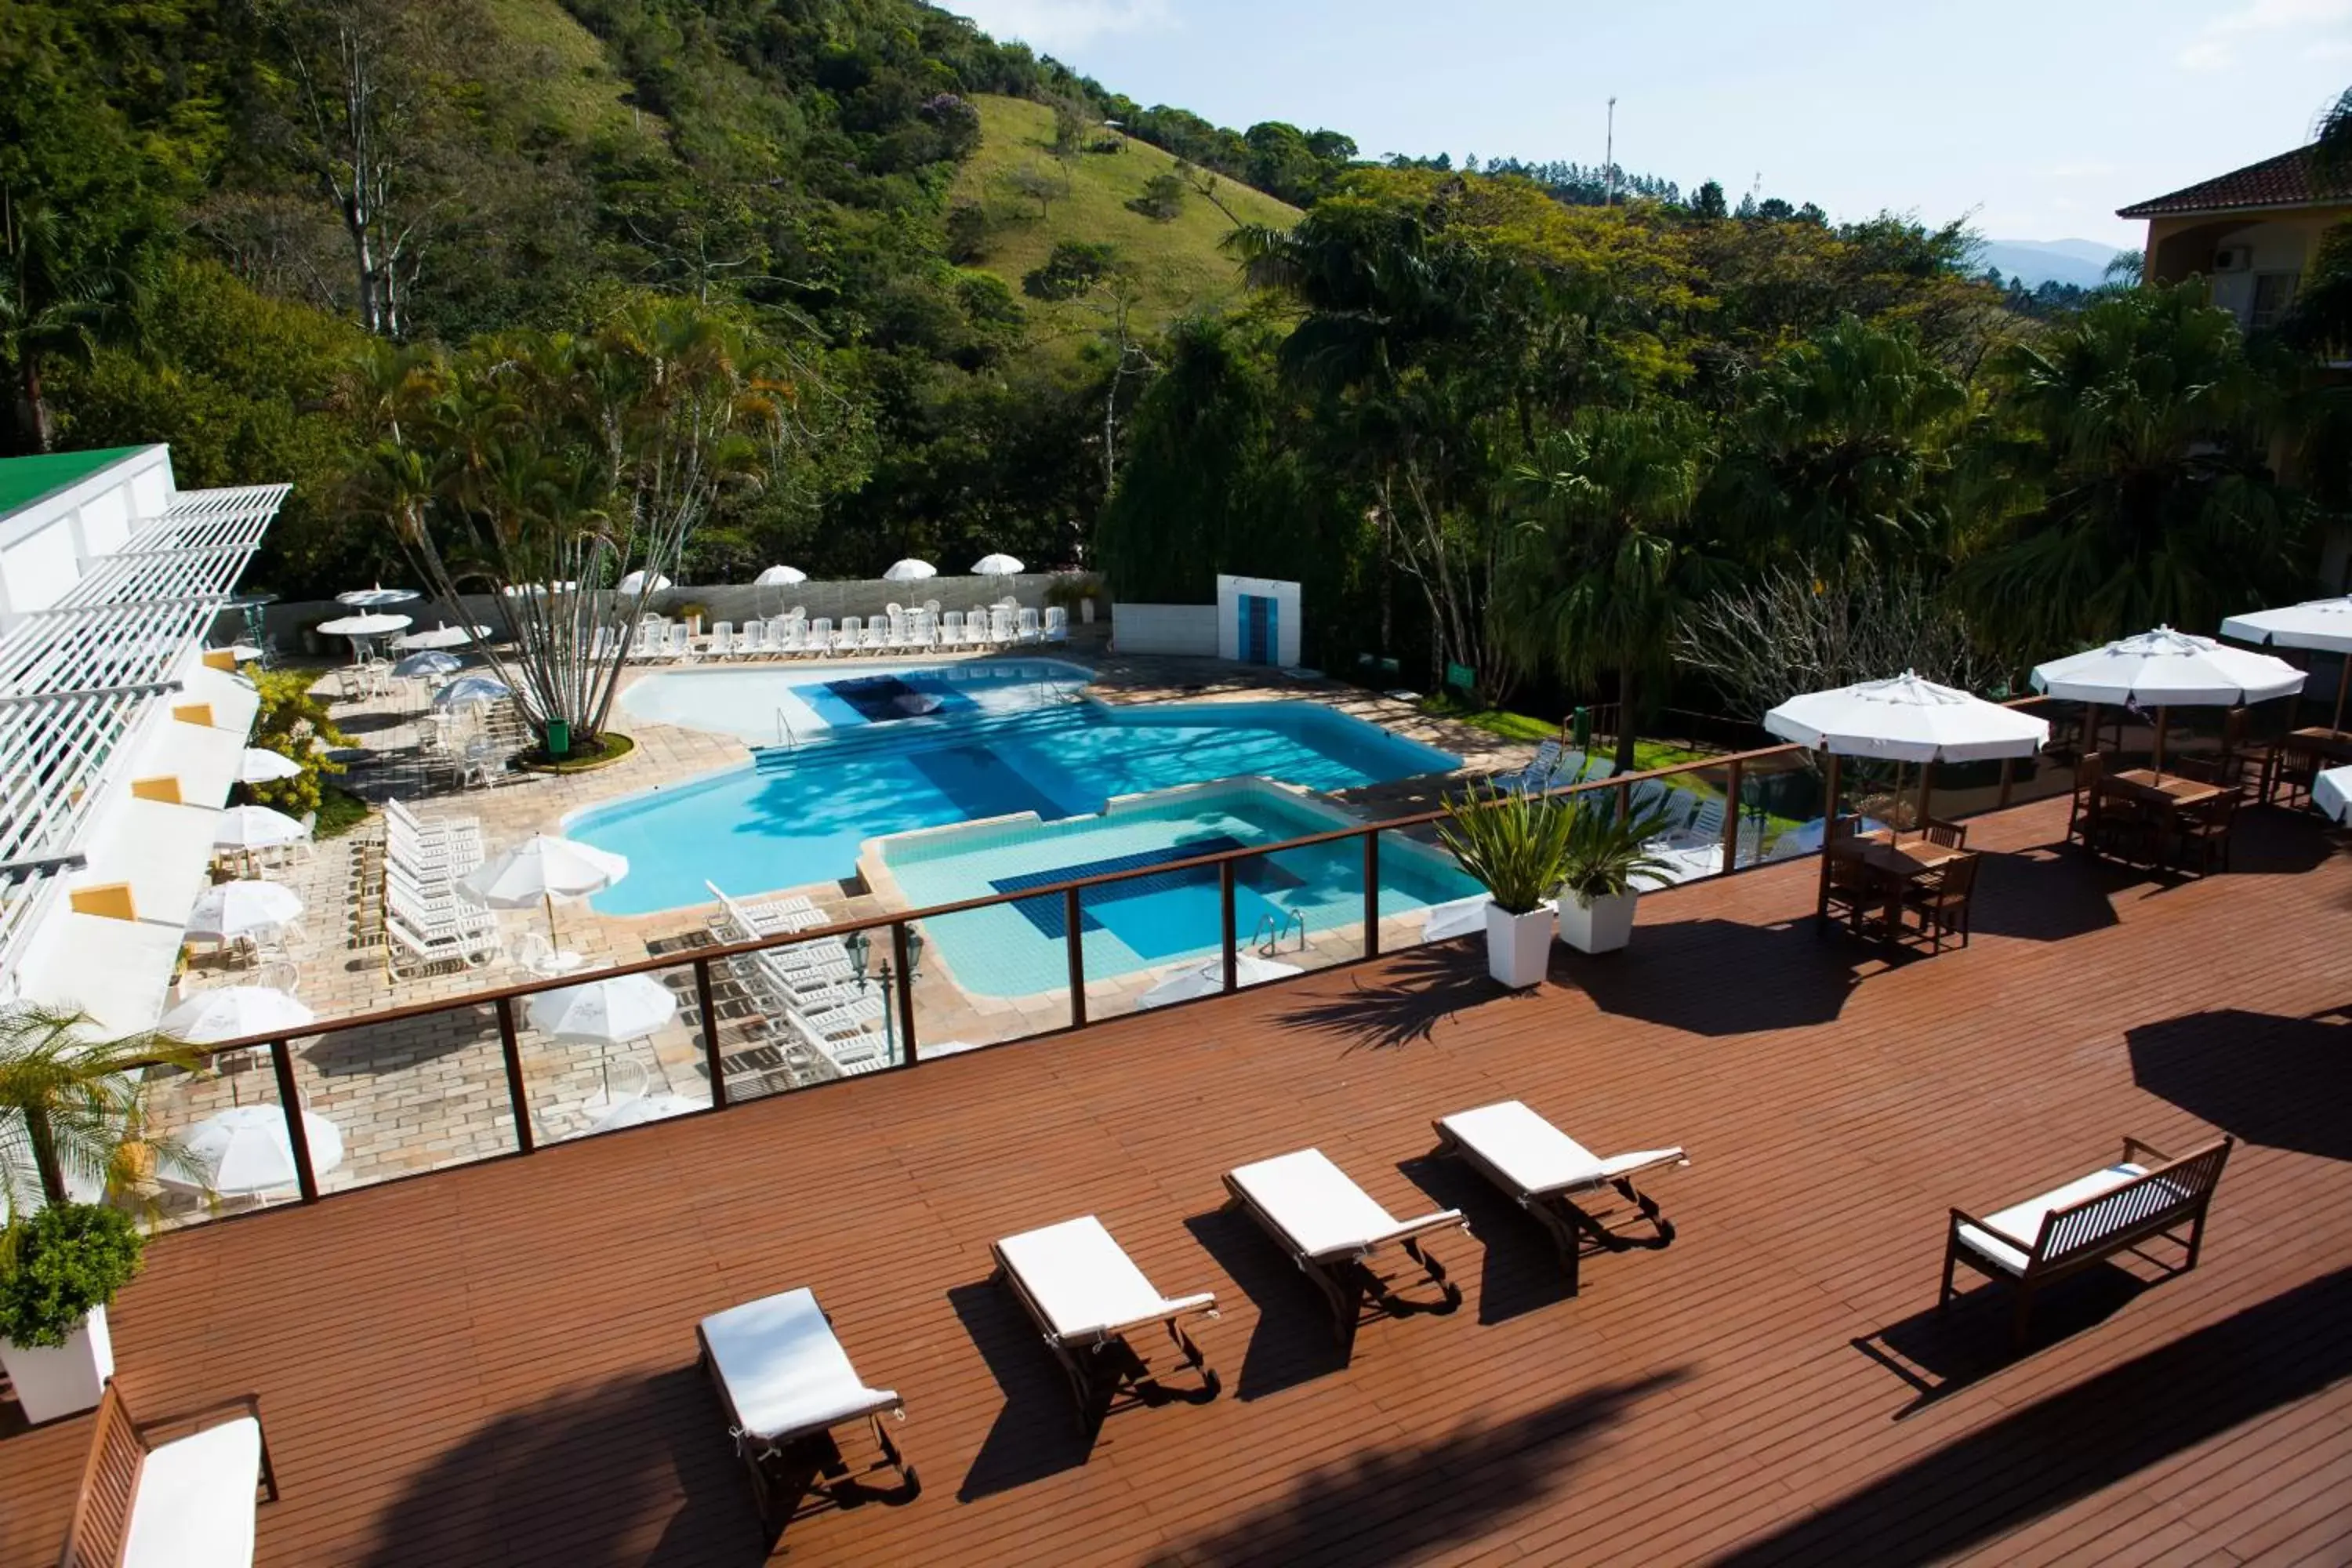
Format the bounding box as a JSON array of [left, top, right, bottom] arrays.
[[1501, 404, 1723, 773], [1708, 317, 1968, 571], [0, 192, 143, 453], [1961, 281, 2311, 659], [0, 1005, 198, 1258], [2313, 85, 2352, 184]]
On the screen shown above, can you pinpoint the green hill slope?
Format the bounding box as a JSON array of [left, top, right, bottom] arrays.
[[952, 95, 1300, 343]]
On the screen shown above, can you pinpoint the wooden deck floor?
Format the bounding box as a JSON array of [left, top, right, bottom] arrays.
[[5, 795, 2350, 1567]]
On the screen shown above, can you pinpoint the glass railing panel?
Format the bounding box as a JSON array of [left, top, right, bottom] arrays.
[[911, 895, 1077, 1049], [1370, 821, 1491, 956], [509, 954, 710, 1142], [1073, 837, 1238, 1027], [136, 1038, 292, 1230], [684, 935, 880, 1105], [1732, 750, 1820, 869], [295, 1000, 514, 1185]]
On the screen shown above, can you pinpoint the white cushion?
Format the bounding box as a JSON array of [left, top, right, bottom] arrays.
[[699, 1288, 898, 1443], [994, 1215, 1210, 1342], [122, 1417, 261, 1568], [1227, 1149, 1453, 1261], [1956, 1163, 2148, 1275], [1439, 1102, 1607, 1196]]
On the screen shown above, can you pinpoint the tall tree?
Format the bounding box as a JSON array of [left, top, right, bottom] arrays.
[[1500, 404, 1723, 772], [1961, 281, 2311, 659]]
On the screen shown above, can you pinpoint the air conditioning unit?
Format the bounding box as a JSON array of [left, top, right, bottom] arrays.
[[2212, 246, 2252, 273]]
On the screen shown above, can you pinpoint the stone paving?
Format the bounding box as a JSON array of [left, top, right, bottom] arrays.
[[138, 641, 1536, 1221]]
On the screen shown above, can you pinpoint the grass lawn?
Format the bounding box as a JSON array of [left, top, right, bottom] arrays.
[[952, 96, 1299, 349]]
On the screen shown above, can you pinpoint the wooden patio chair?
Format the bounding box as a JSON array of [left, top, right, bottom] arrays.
[[2065, 753, 2107, 847], [58, 1384, 278, 1568], [1941, 1136, 2233, 1348], [1430, 1101, 1685, 1291], [1223, 1149, 1466, 1349], [1819, 843, 1893, 942], [1922, 818, 1968, 850], [2174, 786, 2241, 877], [1901, 850, 1980, 953]]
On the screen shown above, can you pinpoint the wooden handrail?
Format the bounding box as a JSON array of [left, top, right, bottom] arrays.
[[140, 696, 2063, 1071]]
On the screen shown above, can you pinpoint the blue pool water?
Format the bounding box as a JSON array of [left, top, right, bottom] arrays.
[[570, 699, 1458, 915], [619, 659, 1087, 743], [884, 782, 1482, 998]]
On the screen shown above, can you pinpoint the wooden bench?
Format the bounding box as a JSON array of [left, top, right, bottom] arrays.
[[58, 1384, 278, 1568], [1941, 1135, 2233, 1348]]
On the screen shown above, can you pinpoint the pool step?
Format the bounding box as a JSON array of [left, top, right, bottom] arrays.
[[750, 699, 1092, 771]]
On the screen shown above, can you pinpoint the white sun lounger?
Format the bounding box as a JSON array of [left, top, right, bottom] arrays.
[[1223, 1149, 1467, 1346], [992, 1215, 1221, 1429], [1432, 1101, 1685, 1290], [698, 1287, 916, 1545]]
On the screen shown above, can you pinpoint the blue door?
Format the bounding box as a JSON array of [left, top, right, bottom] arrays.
[[1238, 593, 1276, 665]]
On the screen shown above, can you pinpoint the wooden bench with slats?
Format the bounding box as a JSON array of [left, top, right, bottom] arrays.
[[58, 1384, 278, 1568]]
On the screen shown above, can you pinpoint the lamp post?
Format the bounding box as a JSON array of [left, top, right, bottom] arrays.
[[844, 925, 924, 1065]]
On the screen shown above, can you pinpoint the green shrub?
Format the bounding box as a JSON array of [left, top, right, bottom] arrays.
[[245, 668, 354, 818], [1558, 799, 1678, 904], [0, 1203, 143, 1348], [1022, 240, 1119, 302]]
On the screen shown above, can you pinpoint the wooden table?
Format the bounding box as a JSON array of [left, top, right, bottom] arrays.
[[1821, 831, 1970, 945], [2089, 771, 2231, 869], [2107, 769, 2227, 808]]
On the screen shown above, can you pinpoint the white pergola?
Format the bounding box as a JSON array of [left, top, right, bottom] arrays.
[[0, 482, 289, 983]]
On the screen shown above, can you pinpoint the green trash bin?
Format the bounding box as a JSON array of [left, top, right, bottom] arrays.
[[546, 718, 571, 760]]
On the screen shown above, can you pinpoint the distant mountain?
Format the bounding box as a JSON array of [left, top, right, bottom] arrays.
[[1978, 239, 2127, 290]]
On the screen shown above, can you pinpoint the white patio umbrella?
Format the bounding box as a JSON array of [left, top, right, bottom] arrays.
[[434, 674, 513, 709], [159, 985, 315, 1044], [234, 746, 303, 784], [166, 1105, 346, 1197], [461, 833, 629, 962], [224, 643, 263, 663], [316, 611, 412, 663], [528, 975, 675, 1041], [336, 584, 419, 608], [391, 650, 465, 679], [588, 1091, 709, 1133], [1138, 952, 1301, 1009], [2315, 766, 2352, 825], [213, 804, 310, 872], [882, 558, 937, 583], [2031, 626, 2304, 774], [971, 553, 1025, 578], [753, 564, 808, 586], [1766, 671, 2049, 837], [185, 881, 304, 942], [617, 570, 672, 594], [393, 623, 489, 651], [2221, 596, 2352, 730]]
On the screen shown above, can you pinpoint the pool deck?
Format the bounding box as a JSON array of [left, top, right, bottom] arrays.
[[7, 793, 2349, 1565]]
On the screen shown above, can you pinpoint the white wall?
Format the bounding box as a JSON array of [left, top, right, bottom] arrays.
[[0, 445, 176, 620], [1111, 603, 1219, 657]]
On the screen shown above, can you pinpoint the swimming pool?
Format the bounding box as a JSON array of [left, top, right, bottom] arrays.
[[619, 659, 1088, 744], [568, 696, 1459, 914], [882, 781, 1483, 998]]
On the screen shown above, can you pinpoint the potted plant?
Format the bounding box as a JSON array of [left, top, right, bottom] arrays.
[[1437, 783, 1573, 988], [1554, 797, 1676, 955], [0, 1203, 143, 1422]]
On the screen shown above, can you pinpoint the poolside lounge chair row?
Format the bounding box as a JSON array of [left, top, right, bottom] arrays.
[[382, 800, 501, 976], [619, 605, 1069, 665], [696, 1099, 1687, 1544], [703, 883, 896, 1078]]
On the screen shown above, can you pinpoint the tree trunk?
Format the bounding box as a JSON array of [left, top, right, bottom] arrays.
[[1615, 666, 1639, 775], [20, 358, 52, 452]]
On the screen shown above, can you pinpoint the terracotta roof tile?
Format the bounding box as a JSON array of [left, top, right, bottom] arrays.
[[2117, 146, 2350, 218]]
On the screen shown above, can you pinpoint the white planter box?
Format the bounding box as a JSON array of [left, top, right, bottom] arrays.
[[1557, 891, 1639, 954], [1, 1304, 113, 1425], [1485, 902, 1555, 988]]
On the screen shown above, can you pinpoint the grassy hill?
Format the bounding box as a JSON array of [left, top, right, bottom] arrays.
[[952, 95, 1300, 345]]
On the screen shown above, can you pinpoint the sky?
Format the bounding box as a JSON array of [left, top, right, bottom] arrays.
[[944, 0, 2352, 248]]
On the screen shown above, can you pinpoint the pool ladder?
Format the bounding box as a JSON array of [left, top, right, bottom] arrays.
[[1253, 910, 1307, 956], [775, 708, 798, 751]]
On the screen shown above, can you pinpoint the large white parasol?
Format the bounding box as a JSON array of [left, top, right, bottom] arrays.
[[158, 985, 315, 1044], [971, 554, 1025, 578], [1138, 952, 1301, 1009], [184, 881, 304, 942], [2031, 626, 2304, 773], [461, 833, 628, 962], [882, 558, 937, 583], [526, 973, 677, 1044], [234, 747, 303, 784], [2220, 596, 2352, 729], [165, 1105, 347, 1197]]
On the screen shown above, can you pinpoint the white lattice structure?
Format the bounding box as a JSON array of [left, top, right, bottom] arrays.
[[0, 447, 286, 1022]]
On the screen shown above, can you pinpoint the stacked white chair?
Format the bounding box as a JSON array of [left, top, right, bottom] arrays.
[[1015, 608, 1041, 645], [1044, 606, 1069, 643], [990, 604, 1017, 644], [382, 801, 501, 977]]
